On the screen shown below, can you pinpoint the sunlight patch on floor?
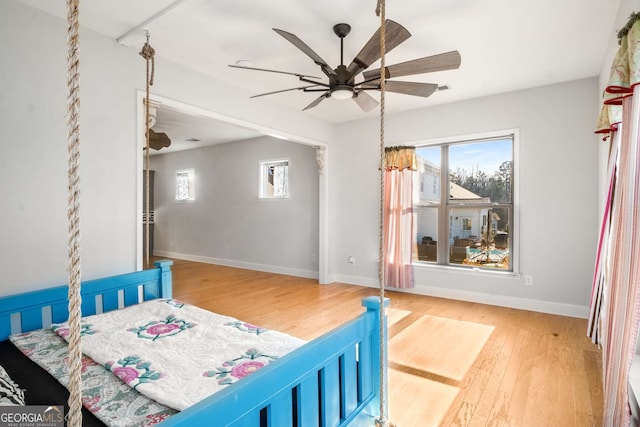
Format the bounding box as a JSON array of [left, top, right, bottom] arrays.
[[389, 367, 460, 427], [389, 315, 494, 382]]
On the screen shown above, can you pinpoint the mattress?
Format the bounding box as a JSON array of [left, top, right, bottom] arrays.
[[0, 339, 103, 427]]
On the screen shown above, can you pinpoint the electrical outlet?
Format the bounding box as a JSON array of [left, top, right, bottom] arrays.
[[311, 254, 316, 262], [348, 256, 355, 265], [524, 275, 533, 286]]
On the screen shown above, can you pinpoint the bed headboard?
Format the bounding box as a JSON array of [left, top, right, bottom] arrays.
[[0, 260, 173, 341]]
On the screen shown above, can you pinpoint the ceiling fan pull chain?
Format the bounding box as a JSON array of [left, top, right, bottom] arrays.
[[139, 31, 155, 267]]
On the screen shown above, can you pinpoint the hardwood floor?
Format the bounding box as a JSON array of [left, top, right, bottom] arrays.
[[159, 258, 603, 426]]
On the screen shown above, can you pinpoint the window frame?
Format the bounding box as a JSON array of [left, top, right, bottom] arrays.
[[412, 129, 520, 274], [259, 158, 290, 200], [175, 168, 195, 202]]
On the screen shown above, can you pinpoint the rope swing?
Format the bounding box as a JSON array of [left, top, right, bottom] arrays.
[[61, 2, 388, 425], [375, 0, 393, 425], [65, 0, 83, 425], [140, 31, 155, 268]]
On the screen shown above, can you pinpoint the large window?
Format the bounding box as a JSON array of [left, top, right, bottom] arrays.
[[414, 134, 514, 271], [259, 160, 289, 199]]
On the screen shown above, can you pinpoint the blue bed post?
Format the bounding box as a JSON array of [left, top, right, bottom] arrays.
[[361, 296, 390, 422], [154, 260, 173, 299]]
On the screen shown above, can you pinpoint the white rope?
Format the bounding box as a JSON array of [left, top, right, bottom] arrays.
[[66, 0, 83, 425], [375, 0, 392, 425]]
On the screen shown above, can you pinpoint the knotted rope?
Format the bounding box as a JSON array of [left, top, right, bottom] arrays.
[[140, 32, 155, 267], [375, 0, 393, 426], [66, 0, 82, 425]]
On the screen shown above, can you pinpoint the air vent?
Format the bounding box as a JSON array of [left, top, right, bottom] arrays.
[[142, 211, 155, 224], [186, 138, 201, 142]]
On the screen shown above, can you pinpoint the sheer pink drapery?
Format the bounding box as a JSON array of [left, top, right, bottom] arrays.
[[383, 147, 415, 289], [591, 16, 640, 425], [598, 94, 640, 427]]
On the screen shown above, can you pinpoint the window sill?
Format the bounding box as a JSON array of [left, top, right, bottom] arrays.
[[412, 261, 520, 279], [259, 197, 290, 201]]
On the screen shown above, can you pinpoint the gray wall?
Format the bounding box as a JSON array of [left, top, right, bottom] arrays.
[[0, 0, 620, 319], [331, 78, 600, 316], [0, 1, 331, 296], [150, 137, 320, 277]]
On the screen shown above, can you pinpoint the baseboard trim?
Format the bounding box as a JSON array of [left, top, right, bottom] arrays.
[[155, 256, 587, 318], [153, 250, 319, 280], [332, 274, 589, 318]]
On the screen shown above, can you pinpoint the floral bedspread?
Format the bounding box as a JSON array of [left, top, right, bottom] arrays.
[[10, 328, 176, 426], [51, 299, 305, 411]]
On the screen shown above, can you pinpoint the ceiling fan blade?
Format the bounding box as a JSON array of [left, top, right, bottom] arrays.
[[273, 29, 337, 76], [148, 129, 171, 150], [251, 85, 322, 98], [346, 20, 411, 76], [228, 64, 321, 79], [369, 81, 439, 97], [302, 93, 329, 111], [353, 91, 379, 112], [362, 51, 461, 80]]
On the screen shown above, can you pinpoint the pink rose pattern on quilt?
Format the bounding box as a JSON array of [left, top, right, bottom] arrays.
[[202, 348, 277, 385], [224, 321, 269, 335], [51, 323, 95, 338], [47, 298, 305, 411], [127, 315, 196, 341], [105, 356, 164, 389], [10, 329, 176, 427]]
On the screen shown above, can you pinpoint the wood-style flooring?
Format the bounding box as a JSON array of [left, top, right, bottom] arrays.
[[154, 258, 603, 427]]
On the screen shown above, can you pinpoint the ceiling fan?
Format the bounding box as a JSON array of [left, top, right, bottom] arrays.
[[229, 20, 461, 112]]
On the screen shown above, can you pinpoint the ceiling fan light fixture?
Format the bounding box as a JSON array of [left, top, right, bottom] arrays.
[[331, 86, 353, 100]]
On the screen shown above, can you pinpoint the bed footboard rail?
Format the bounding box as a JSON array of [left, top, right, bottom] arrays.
[[161, 296, 389, 427], [0, 260, 173, 341]]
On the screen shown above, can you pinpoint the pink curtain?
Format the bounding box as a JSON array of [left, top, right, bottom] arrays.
[[383, 148, 415, 289], [588, 132, 618, 344], [591, 15, 640, 423], [599, 93, 640, 427]]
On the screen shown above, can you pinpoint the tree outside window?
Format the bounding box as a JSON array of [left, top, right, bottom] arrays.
[[414, 135, 514, 271]]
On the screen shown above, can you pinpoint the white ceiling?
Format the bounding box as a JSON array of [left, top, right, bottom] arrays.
[[150, 103, 264, 155], [16, 0, 621, 151]]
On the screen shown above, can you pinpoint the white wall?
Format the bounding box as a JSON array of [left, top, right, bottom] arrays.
[[0, 0, 611, 318], [331, 78, 600, 317], [0, 1, 332, 296], [150, 136, 320, 278]]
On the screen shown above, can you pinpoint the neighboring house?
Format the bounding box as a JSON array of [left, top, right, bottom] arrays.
[[414, 157, 499, 247], [447, 185, 490, 244]]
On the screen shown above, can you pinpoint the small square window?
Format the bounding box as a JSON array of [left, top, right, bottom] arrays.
[[175, 169, 195, 201], [260, 160, 289, 198]]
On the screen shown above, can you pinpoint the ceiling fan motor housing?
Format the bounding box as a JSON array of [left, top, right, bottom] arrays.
[[330, 64, 356, 98], [333, 23, 351, 38], [235, 20, 460, 111]]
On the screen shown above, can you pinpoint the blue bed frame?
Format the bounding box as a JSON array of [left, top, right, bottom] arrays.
[[0, 260, 388, 427]]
